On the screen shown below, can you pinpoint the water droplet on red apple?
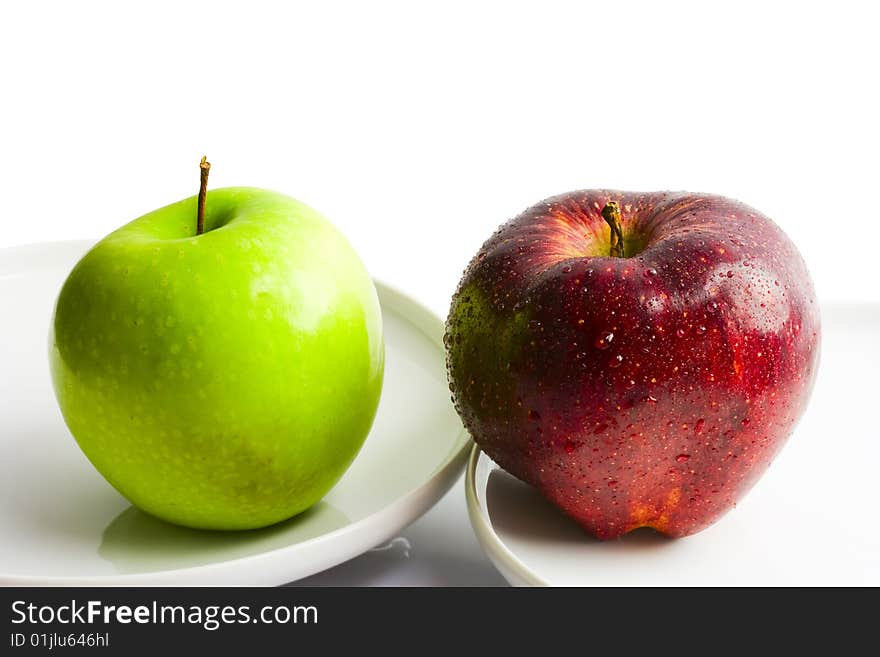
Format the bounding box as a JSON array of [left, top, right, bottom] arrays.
[[644, 268, 657, 277], [676, 454, 691, 463], [695, 325, 707, 335], [562, 265, 572, 273], [741, 417, 750, 426], [707, 301, 719, 313], [695, 418, 705, 434], [595, 331, 614, 349], [609, 354, 624, 368], [607, 480, 618, 487], [564, 440, 577, 454], [676, 328, 685, 338]]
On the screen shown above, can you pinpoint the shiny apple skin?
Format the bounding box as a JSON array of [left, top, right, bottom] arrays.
[[445, 191, 820, 539]]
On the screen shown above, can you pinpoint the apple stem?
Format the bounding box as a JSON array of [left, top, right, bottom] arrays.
[[602, 202, 625, 258], [197, 156, 211, 236]]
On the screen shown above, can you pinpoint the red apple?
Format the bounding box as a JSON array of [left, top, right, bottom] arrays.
[[445, 191, 819, 539]]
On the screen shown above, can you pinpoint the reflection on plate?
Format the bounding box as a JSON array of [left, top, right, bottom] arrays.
[[98, 502, 350, 574]]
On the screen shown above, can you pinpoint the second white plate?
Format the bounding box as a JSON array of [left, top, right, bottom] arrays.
[[466, 304, 880, 586]]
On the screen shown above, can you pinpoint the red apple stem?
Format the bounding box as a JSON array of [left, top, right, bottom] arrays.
[[197, 156, 211, 236], [602, 202, 625, 258]]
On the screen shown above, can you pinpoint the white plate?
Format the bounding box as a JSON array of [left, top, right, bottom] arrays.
[[0, 241, 470, 585], [466, 304, 880, 586]]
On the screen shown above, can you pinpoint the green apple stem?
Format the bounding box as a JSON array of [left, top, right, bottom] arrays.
[[601, 201, 624, 258], [197, 156, 211, 236]]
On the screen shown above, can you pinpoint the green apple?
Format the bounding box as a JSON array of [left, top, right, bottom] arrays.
[[49, 186, 384, 530]]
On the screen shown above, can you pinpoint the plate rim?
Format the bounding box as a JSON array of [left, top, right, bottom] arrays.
[[465, 445, 548, 587], [0, 239, 472, 585]]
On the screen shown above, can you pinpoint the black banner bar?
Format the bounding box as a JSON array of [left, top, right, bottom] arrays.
[[0, 587, 873, 653]]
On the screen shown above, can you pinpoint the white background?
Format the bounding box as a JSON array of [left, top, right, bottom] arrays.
[[1, 1, 878, 313], [1, 2, 878, 587]]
